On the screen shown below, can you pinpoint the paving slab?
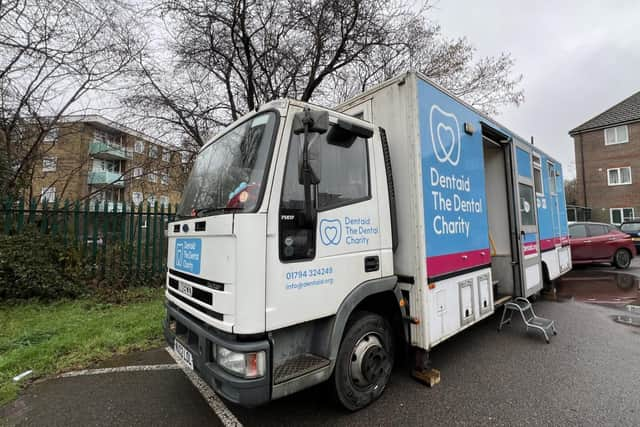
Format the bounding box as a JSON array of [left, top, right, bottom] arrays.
[[1, 370, 222, 427]]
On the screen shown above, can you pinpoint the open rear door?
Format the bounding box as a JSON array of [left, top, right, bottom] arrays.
[[512, 140, 543, 296]]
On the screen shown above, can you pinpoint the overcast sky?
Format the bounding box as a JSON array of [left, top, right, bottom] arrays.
[[432, 0, 640, 178]]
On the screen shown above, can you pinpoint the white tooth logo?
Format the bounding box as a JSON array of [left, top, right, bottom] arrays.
[[320, 219, 342, 246], [429, 104, 461, 166]]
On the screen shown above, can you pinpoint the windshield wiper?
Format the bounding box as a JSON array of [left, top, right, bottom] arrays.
[[192, 206, 240, 217]]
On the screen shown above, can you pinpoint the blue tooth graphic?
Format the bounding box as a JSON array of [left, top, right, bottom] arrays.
[[319, 218, 342, 246]]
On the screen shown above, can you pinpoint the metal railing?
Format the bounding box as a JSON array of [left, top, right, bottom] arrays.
[[0, 197, 178, 278]]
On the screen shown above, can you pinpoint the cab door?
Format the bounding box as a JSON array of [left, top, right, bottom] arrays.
[[265, 106, 387, 331], [512, 140, 543, 296]]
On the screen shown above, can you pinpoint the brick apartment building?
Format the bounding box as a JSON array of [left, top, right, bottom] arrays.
[[569, 91, 640, 225], [31, 115, 187, 210]]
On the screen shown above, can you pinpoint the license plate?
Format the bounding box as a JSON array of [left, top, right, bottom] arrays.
[[178, 282, 193, 297], [174, 339, 194, 369]]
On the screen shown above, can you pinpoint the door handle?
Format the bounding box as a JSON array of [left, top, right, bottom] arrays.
[[364, 256, 379, 272], [583, 240, 592, 243]]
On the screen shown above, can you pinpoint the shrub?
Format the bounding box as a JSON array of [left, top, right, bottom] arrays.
[[0, 231, 85, 301]]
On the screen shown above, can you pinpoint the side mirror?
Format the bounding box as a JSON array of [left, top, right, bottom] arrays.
[[293, 109, 329, 135], [327, 118, 373, 147], [293, 108, 327, 186], [298, 137, 321, 185]]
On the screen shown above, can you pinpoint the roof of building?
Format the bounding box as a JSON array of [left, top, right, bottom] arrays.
[[570, 90, 640, 135], [58, 115, 173, 148]]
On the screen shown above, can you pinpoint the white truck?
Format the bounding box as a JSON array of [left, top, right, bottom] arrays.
[[164, 72, 572, 410]]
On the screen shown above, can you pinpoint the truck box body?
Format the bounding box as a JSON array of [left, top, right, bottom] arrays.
[[338, 72, 571, 347]]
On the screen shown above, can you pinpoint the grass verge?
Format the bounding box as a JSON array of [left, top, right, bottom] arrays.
[[0, 288, 165, 406]]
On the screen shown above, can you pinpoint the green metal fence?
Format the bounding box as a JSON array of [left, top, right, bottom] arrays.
[[0, 198, 177, 279]]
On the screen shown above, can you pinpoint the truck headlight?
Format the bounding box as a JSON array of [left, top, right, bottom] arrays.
[[215, 345, 266, 379]]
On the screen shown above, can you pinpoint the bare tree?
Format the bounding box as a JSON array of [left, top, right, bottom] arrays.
[[123, 0, 524, 149], [0, 0, 143, 196]]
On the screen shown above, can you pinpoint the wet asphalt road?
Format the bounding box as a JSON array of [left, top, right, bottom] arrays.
[[3, 271, 640, 426], [229, 300, 640, 426]]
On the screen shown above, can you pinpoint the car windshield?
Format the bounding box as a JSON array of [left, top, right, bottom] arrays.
[[178, 112, 277, 217], [621, 223, 640, 233]]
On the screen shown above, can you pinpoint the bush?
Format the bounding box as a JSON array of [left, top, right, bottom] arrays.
[[0, 231, 85, 301]]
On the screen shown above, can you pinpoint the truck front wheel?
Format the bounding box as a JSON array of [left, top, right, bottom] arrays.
[[332, 311, 394, 411]]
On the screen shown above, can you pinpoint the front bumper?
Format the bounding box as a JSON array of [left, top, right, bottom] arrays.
[[164, 303, 271, 407]]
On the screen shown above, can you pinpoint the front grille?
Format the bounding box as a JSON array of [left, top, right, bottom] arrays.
[[169, 269, 224, 291], [168, 277, 213, 305], [168, 288, 224, 321]]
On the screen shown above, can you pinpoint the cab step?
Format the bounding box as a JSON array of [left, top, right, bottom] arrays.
[[274, 353, 330, 384]]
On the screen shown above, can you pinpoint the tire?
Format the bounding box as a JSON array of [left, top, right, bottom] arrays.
[[613, 248, 632, 269], [331, 311, 394, 411]]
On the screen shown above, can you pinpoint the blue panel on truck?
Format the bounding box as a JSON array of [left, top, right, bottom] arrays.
[[536, 151, 556, 252], [174, 238, 202, 274], [417, 80, 491, 279]]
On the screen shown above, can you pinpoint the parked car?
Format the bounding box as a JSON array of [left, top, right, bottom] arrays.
[[568, 221, 636, 269], [619, 219, 640, 252]]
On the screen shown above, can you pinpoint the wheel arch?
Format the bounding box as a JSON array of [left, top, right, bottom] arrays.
[[328, 276, 408, 364]]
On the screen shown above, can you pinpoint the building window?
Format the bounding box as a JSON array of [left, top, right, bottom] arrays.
[[42, 157, 57, 172], [181, 151, 191, 164], [133, 167, 143, 178], [607, 167, 632, 185], [40, 187, 56, 203], [132, 192, 143, 206], [604, 125, 629, 145], [161, 173, 169, 185], [134, 140, 145, 153], [610, 208, 634, 225], [162, 149, 171, 162], [160, 196, 169, 207], [147, 195, 156, 206], [149, 145, 158, 158], [148, 172, 157, 183], [43, 128, 59, 143]]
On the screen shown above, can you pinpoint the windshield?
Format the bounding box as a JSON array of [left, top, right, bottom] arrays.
[[178, 112, 278, 217], [621, 223, 640, 233]]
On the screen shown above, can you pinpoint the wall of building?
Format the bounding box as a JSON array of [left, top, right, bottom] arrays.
[[572, 121, 640, 223], [30, 119, 187, 208]]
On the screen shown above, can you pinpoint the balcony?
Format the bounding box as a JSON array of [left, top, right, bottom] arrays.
[[88, 171, 125, 187], [89, 201, 125, 212], [89, 140, 132, 160]]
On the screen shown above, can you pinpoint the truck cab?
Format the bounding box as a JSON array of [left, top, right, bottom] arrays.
[[164, 99, 400, 410]]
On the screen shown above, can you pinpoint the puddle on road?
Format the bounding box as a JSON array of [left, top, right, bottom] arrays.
[[555, 270, 640, 308]]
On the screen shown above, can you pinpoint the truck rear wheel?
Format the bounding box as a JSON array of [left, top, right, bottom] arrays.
[[332, 311, 394, 411]]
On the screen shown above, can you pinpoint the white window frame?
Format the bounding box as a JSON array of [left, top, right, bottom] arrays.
[[132, 191, 143, 206], [148, 172, 157, 183], [607, 167, 632, 186], [547, 161, 558, 194], [43, 128, 59, 143], [160, 196, 169, 208], [40, 187, 56, 203], [604, 125, 629, 145], [134, 140, 145, 153], [148, 145, 158, 158], [161, 173, 169, 185], [610, 207, 635, 225], [133, 167, 143, 178], [42, 157, 57, 172], [162, 149, 171, 162], [532, 155, 543, 196]]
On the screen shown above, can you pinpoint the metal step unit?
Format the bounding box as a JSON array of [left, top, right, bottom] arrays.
[[274, 353, 330, 384], [497, 297, 557, 343]]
